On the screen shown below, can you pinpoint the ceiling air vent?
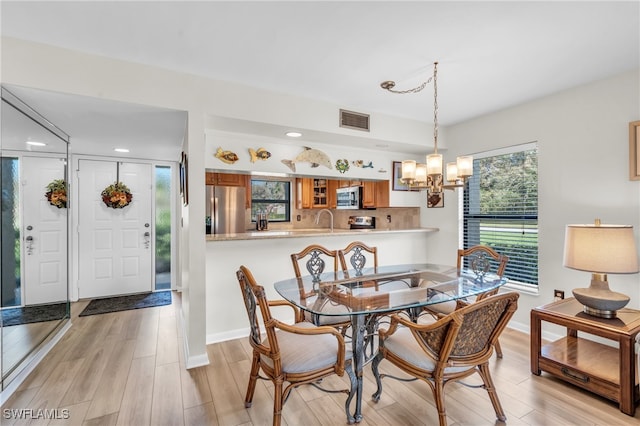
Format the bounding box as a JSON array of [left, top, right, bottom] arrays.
[[339, 109, 370, 132]]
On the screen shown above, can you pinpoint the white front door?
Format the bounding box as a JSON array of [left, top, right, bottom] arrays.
[[22, 156, 68, 305], [78, 160, 153, 299]]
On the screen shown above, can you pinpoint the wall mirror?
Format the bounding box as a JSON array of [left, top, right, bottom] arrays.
[[1, 86, 70, 391]]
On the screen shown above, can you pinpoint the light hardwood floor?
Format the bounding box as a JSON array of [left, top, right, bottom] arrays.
[[2, 291, 639, 426]]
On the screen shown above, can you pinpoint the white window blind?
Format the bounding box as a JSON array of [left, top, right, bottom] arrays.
[[462, 143, 538, 285]]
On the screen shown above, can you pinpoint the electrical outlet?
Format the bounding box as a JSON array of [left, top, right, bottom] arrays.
[[554, 289, 565, 301]]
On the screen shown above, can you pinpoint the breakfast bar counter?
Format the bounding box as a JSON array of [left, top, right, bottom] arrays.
[[206, 227, 438, 241], [204, 227, 440, 344]]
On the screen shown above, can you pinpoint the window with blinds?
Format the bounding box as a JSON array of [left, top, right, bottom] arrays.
[[462, 144, 538, 286]]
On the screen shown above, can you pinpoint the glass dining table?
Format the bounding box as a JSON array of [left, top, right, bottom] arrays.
[[273, 263, 508, 423]]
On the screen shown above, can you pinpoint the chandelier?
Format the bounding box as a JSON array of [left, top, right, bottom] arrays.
[[380, 62, 472, 194]]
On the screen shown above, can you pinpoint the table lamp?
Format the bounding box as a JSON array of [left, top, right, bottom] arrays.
[[563, 219, 639, 318]]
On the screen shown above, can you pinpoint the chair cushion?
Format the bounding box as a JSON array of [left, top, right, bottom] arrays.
[[384, 327, 470, 374], [261, 322, 353, 374]]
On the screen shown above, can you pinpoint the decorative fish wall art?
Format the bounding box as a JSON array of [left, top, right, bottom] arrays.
[[352, 160, 374, 168], [249, 147, 271, 163], [215, 147, 239, 164], [281, 147, 332, 172]]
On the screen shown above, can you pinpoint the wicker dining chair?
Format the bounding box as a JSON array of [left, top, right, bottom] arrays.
[[371, 291, 519, 426], [423, 245, 509, 357], [236, 265, 356, 426], [290, 244, 351, 332]]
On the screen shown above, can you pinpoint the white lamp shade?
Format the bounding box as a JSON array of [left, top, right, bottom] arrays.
[[415, 163, 428, 183], [401, 160, 416, 181], [456, 156, 473, 178], [446, 162, 458, 182], [563, 224, 639, 274], [426, 153, 443, 175]]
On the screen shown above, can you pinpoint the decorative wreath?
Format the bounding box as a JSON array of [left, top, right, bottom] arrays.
[[101, 181, 133, 209], [45, 179, 68, 209]]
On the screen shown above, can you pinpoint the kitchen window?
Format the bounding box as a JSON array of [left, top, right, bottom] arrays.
[[461, 143, 538, 287], [251, 179, 291, 222]]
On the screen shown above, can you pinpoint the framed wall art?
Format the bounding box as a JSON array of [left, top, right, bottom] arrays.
[[180, 151, 189, 205], [630, 121, 640, 181], [392, 161, 414, 191]]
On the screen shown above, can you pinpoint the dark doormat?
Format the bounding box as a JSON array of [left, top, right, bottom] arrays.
[[79, 291, 172, 317], [1, 303, 68, 326]]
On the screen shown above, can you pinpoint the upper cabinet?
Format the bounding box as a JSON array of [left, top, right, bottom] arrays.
[[362, 180, 389, 208], [297, 177, 389, 209], [206, 172, 247, 187], [207, 172, 250, 208]]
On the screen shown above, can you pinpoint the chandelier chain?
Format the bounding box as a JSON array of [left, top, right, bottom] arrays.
[[433, 62, 438, 153], [383, 75, 434, 95]]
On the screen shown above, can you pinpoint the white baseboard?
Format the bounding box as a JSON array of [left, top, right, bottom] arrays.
[[1, 320, 72, 406], [207, 327, 250, 345]]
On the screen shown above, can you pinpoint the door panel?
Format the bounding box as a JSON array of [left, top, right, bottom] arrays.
[[22, 156, 68, 305], [78, 160, 152, 299]]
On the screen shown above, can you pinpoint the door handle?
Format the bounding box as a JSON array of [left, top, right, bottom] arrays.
[[143, 231, 151, 249], [25, 235, 34, 255]]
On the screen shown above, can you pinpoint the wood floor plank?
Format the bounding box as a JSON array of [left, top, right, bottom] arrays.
[[133, 313, 159, 359], [59, 335, 117, 407], [48, 401, 91, 426], [150, 362, 184, 426], [183, 402, 219, 426], [83, 339, 136, 420], [155, 315, 179, 365], [205, 352, 251, 426], [180, 365, 213, 410], [115, 355, 155, 426]]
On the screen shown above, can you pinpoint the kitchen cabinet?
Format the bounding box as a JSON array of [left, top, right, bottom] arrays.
[[327, 180, 339, 208], [297, 178, 389, 209], [361, 180, 389, 208], [206, 172, 247, 187], [296, 178, 313, 209], [207, 172, 251, 208], [296, 178, 341, 209]]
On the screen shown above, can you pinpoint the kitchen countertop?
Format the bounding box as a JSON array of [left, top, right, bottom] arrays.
[[206, 227, 439, 241]]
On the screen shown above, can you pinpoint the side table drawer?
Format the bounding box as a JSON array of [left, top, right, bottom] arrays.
[[539, 357, 620, 402]]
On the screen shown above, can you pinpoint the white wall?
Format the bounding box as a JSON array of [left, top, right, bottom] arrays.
[[4, 35, 637, 350], [1, 37, 433, 366], [440, 69, 640, 328]]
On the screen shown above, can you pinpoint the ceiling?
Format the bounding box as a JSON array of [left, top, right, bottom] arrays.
[[1, 1, 638, 158]]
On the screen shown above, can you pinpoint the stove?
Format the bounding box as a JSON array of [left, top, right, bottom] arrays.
[[348, 216, 375, 230]]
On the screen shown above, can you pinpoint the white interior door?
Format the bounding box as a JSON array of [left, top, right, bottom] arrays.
[[22, 156, 68, 305], [78, 160, 153, 299]]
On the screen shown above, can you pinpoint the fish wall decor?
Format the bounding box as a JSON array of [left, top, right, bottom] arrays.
[[215, 147, 239, 164], [281, 147, 332, 172], [249, 147, 271, 163], [352, 160, 374, 168]]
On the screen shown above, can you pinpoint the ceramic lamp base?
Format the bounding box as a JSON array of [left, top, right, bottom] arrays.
[[572, 274, 630, 319]]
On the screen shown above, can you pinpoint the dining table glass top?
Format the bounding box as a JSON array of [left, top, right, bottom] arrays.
[[273, 263, 507, 317]]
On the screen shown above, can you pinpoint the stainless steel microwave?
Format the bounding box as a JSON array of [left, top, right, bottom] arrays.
[[336, 186, 362, 210]]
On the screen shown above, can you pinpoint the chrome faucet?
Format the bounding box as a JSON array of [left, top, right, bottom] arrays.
[[315, 209, 334, 232]]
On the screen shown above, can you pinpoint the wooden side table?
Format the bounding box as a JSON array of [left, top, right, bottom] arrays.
[[531, 297, 640, 415]]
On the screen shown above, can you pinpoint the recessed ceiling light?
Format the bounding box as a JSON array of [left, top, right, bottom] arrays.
[[285, 131, 302, 138], [26, 141, 47, 146], [114, 148, 130, 153]]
